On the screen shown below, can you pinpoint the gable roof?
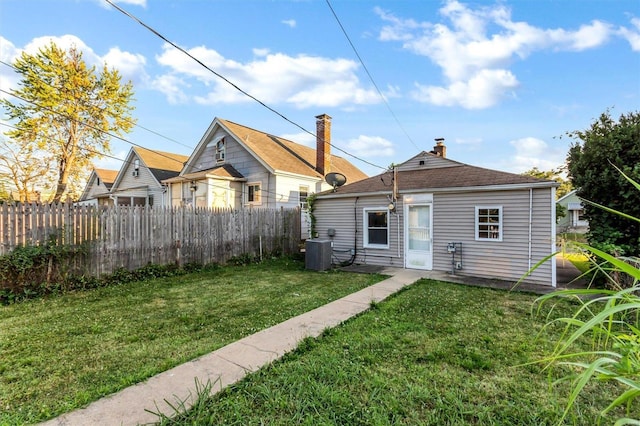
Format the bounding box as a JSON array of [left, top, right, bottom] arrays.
[[111, 146, 190, 191], [185, 118, 367, 183], [134, 147, 189, 182], [320, 151, 557, 197], [93, 168, 118, 190]]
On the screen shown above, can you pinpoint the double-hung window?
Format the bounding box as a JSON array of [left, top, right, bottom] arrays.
[[364, 208, 389, 248], [476, 206, 502, 241], [247, 182, 261, 204]]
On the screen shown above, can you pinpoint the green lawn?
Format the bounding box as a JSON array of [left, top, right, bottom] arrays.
[[159, 280, 633, 426], [0, 258, 385, 425]]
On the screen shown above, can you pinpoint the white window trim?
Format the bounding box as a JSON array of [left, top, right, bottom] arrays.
[[246, 182, 262, 205], [363, 207, 390, 249], [475, 205, 503, 241], [299, 185, 309, 210]]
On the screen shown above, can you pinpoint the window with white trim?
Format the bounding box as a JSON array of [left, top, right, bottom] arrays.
[[364, 208, 389, 248], [247, 182, 261, 204], [476, 206, 502, 241], [215, 138, 225, 162], [299, 185, 309, 210]]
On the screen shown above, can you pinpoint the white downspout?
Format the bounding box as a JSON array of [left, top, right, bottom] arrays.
[[528, 188, 533, 271], [551, 186, 557, 287]]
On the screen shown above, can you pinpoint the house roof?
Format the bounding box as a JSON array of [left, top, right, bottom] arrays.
[[217, 119, 368, 183], [163, 164, 246, 183], [134, 147, 189, 182], [93, 168, 118, 190], [321, 152, 557, 197]]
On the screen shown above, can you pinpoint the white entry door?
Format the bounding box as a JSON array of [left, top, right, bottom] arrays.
[[404, 204, 432, 270]]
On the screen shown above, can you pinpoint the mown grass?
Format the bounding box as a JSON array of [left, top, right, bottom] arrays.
[[0, 257, 385, 425], [159, 280, 633, 426]]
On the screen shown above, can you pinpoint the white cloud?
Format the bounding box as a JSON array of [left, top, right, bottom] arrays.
[[618, 17, 640, 51], [412, 69, 518, 109], [376, 0, 616, 109], [345, 135, 395, 158], [282, 19, 296, 28], [506, 137, 565, 172], [103, 47, 149, 86], [155, 44, 381, 109], [151, 74, 189, 104]]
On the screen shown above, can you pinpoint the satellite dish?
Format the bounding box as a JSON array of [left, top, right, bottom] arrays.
[[325, 172, 347, 191]]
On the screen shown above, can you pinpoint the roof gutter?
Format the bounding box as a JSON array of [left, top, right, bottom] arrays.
[[317, 181, 558, 200]]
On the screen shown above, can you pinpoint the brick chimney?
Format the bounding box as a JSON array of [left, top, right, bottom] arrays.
[[432, 137, 446, 158], [316, 114, 331, 175]]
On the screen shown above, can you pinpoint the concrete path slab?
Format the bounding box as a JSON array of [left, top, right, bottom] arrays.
[[40, 267, 429, 426]]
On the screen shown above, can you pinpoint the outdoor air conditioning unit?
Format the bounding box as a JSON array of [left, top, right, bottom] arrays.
[[305, 239, 332, 271]]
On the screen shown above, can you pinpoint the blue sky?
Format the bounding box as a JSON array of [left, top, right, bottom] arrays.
[[1, 0, 639, 178]]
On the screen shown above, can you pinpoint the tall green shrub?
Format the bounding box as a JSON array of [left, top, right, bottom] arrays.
[[533, 166, 640, 424]]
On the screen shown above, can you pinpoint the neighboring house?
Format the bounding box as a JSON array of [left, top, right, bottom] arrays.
[[312, 142, 559, 287], [78, 168, 118, 206], [108, 147, 189, 207], [557, 189, 588, 232], [162, 114, 367, 235]]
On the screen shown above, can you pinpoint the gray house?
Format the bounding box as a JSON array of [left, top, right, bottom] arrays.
[[162, 114, 367, 236], [312, 144, 559, 287], [107, 147, 188, 207], [557, 189, 588, 233]]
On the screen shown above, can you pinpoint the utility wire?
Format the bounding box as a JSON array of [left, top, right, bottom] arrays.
[[105, 0, 386, 172], [325, 0, 420, 152]]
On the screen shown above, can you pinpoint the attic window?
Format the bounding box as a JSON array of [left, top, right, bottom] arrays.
[[133, 159, 140, 177], [96, 178, 101, 186], [419, 160, 425, 166], [215, 138, 225, 162]]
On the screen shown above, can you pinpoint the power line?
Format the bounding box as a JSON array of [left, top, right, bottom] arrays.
[[104, 0, 386, 172], [325, 0, 420, 153]]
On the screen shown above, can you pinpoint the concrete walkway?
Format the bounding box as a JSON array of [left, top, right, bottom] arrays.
[[40, 268, 430, 426]]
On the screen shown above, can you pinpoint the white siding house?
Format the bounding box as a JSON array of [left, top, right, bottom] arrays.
[[557, 190, 588, 232], [109, 147, 188, 207], [313, 147, 559, 287], [78, 168, 118, 206], [162, 114, 368, 237]]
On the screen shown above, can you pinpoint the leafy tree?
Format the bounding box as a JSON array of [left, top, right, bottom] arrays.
[[567, 110, 640, 255], [0, 137, 55, 202], [521, 166, 572, 199], [521, 166, 572, 221], [1, 42, 136, 202]]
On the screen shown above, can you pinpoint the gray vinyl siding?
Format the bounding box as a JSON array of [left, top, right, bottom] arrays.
[[184, 128, 278, 208], [84, 176, 110, 199], [314, 195, 404, 268], [315, 186, 555, 285], [432, 188, 553, 285]]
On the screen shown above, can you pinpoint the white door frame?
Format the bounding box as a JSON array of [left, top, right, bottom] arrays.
[[403, 193, 433, 270]]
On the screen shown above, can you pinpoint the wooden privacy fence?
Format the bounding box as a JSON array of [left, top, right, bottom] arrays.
[[0, 203, 301, 276]]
